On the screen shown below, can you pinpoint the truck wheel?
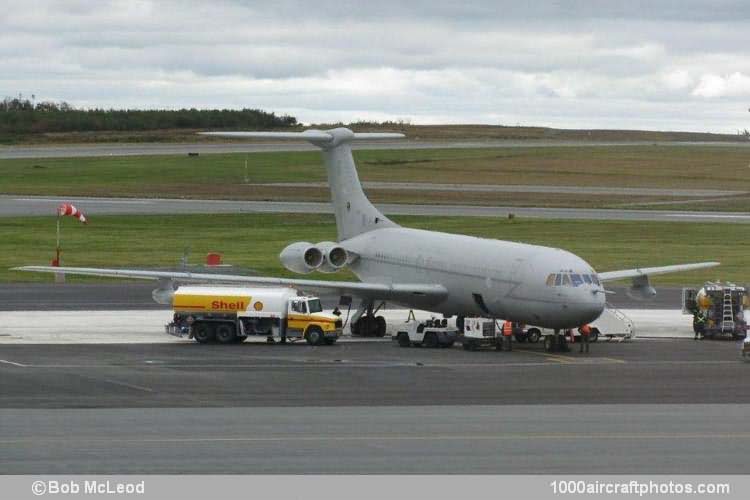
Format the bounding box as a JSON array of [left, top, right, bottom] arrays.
[[305, 326, 324, 346], [192, 322, 214, 344], [376, 316, 387, 337], [397, 332, 411, 347], [215, 323, 237, 344], [526, 328, 541, 343], [324, 338, 337, 345], [424, 332, 438, 348], [590, 329, 599, 343]]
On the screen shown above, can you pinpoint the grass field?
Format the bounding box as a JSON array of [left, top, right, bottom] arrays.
[[2, 145, 750, 209], [1, 213, 742, 285], [5, 123, 747, 144]]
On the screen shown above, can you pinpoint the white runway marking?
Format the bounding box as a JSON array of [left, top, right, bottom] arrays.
[[0, 359, 27, 367]]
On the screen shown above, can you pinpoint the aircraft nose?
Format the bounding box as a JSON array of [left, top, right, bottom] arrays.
[[581, 290, 606, 322]]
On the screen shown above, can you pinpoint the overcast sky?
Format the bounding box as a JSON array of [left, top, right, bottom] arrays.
[[2, 0, 749, 132]]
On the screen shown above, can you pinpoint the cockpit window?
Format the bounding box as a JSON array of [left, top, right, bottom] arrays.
[[592, 274, 601, 286], [582, 274, 592, 284], [554, 274, 562, 286], [571, 274, 583, 287], [546, 274, 556, 286], [561, 274, 571, 286]]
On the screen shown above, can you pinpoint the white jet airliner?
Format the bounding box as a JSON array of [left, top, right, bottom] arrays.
[[17, 128, 717, 337]]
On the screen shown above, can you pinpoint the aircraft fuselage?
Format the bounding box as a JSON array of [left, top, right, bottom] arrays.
[[343, 227, 605, 329]]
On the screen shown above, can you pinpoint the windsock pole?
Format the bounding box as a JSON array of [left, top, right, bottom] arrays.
[[55, 213, 61, 266]]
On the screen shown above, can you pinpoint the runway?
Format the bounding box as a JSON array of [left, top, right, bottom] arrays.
[[1, 340, 748, 473], [255, 182, 747, 198], [4, 195, 750, 223], [2, 404, 749, 474], [4, 139, 748, 159]]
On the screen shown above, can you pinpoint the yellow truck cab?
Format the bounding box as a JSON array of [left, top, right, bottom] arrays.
[[166, 286, 342, 345]]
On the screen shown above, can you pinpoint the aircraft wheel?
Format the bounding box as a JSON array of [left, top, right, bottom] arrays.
[[544, 335, 553, 352], [376, 316, 387, 337], [192, 322, 215, 344], [215, 323, 237, 344]]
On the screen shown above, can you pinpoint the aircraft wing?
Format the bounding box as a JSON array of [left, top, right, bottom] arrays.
[[597, 261, 720, 282], [13, 266, 448, 305]]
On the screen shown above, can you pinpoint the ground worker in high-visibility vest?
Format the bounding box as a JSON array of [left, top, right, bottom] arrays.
[[501, 321, 513, 352], [693, 311, 706, 340], [578, 324, 592, 354]]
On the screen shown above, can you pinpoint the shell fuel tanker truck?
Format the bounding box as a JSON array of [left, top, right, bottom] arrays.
[[166, 286, 343, 345]]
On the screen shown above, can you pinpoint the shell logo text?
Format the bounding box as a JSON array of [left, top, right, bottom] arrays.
[[211, 300, 246, 311]]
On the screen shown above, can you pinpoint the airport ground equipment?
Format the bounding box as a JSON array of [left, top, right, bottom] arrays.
[[394, 318, 457, 348], [166, 286, 342, 345], [683, 282, 748, 340], [460, 317, 499, 350]]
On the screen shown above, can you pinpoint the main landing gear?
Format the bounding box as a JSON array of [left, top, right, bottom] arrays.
[[543, 329, 570, 353], [350, 300, 387, 337]]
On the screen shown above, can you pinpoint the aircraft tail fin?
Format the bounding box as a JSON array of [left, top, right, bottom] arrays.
[[201, 128, 402, 241]]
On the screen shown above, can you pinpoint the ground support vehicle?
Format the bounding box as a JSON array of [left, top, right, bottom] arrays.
[[683, 282, 748, 340], [459, 317, 503, 350], [742, 337, 750, 360], [394, 318, 458, 348], [165, 286, 342, 345]]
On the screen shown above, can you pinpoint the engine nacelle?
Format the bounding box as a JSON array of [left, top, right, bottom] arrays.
[[152, 279, 176, 305], [627, 274, 656, 300], [316, 241, 349, 273], [279, 241, 324, 274]]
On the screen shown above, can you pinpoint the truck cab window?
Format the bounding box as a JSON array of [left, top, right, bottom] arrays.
[[307, 299, 322, 313], [291, 301, 306, 313]]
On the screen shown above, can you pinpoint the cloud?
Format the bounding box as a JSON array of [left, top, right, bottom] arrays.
[[1, 0, 750, 132], [692, 72, 750, 98]]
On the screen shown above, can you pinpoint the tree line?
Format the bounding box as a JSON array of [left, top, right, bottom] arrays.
[[0, 97, 297, 135]]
